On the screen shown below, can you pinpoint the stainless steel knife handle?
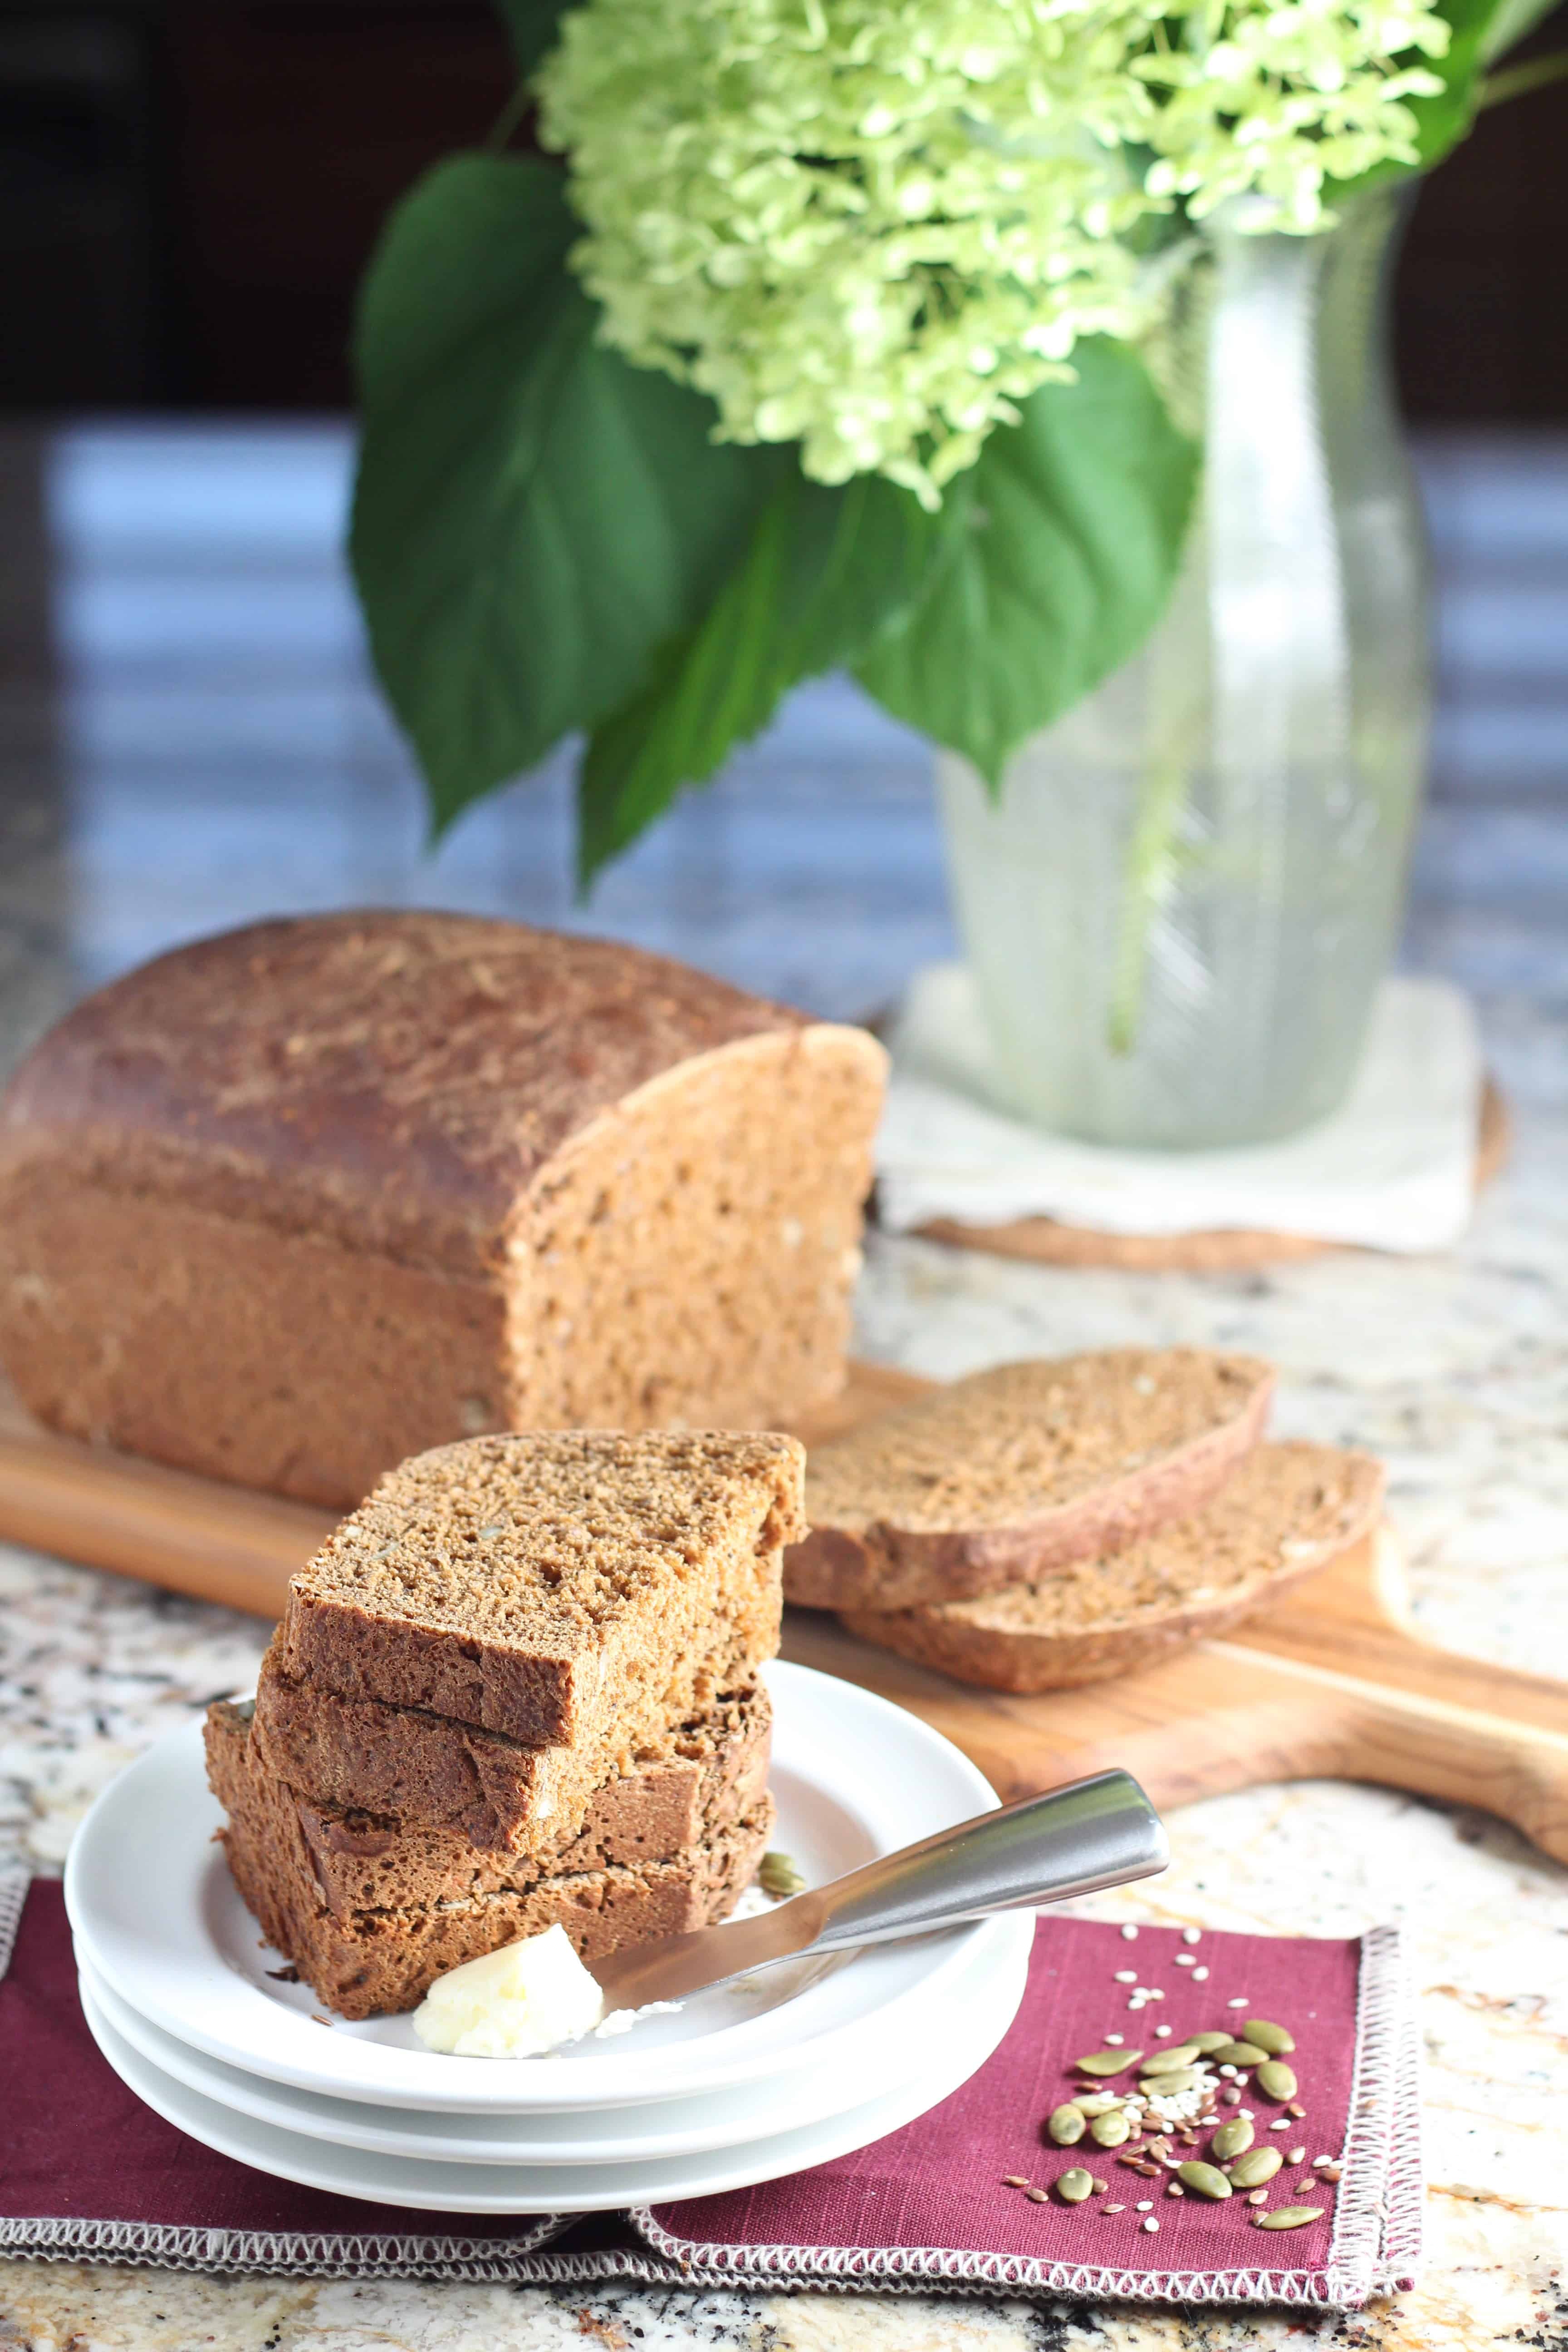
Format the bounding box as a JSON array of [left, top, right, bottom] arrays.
[[787, 1768, 1168, 1955]]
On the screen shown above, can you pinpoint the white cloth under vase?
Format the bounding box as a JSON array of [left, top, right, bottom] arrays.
[[877, 967, 1483, 1255]]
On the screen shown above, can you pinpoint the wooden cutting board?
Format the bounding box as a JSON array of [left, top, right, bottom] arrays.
[[1, 1363, 1563, 1863]]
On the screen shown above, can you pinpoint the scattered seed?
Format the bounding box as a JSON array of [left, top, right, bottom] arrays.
[[1182, 1927, 1202, 1944], [1243, 2019, 1296, 2055], [1211, 2119, 1254, 2160], [1226, 1997, 1249, 2009], [1142, 2217, 1160, 2233], [1073, 2093, 1123, 2117], [1105, 2204, 1126, 2213], [1192, 1966, 1210, 1981], [1026, 2185, 1050, 2203], [1004, 2175, 1029, 2188], [1091, 2113, 1132, 2148], [1255, 2060, 1298, 2102], [1269, 2118, 1292, 2132], [1135, 2200, 1154, 2211], [1057, 2168, 1095, 2203], [1288, 2148, 1307, 2166], [1247, 2190, 1267, 2206], [1177, 2161, 1232, 2200], [1312, 2155, 1333, 2169], [1076, 2050, 1142, 2076], [1121, 1924, 1139, 1940], [1228, 2147, 1284, 2189], [1189, 2031, 1236, 2055], [1174, 1953, 1196, 1967], [1287, 2102, 1306, 2118], [1255, 2207, 1325, 2230], [1140, 2043, 1201, 2074], [1167, 2181, 1185, 2197], [1113, 1969, 1138, 1983], [1048, 2104, 1088, 2146], [1092, 2178, 1108, 2193], [1212, 2040, 1268, 2067], [1154, 2024, 1172, 2038], [759, 1852, 806, 1898], [1221, 2088, 1243, 2106], [1320, 2162, 1343, 2183]]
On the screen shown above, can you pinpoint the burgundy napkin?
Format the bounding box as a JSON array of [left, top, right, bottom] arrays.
[[0, 1872, 1420, 2303]]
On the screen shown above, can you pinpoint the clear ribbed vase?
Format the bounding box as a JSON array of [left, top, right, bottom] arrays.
[[936, 191, 1430, 1148]]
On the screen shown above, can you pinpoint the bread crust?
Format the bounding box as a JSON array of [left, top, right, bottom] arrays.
[[841, 1442, 1385, 1692], [786, 1351, 1275, 1609]]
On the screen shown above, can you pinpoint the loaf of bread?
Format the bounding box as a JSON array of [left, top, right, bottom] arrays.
[[0, 911, 886, 1506], [840, 1441, 1384, 1690], [785, 1350, 1274, 1609], [281, 1429, 801, 1748], [210, 1686, 770, 1917], [207, 1697, 773, 2018]]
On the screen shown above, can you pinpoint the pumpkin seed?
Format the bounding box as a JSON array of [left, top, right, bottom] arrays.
[[1058, 2168, 1095, 2203], [1090, 2112, 1132, 2147], [1228, 2147, 1284, 2188], [1073, 2093, 1123, 2117], [1188, 2030, 1239, 2055], [759, 1852, 806, 1898], [1076, 2051, 1141, 2076], [1139, 2043, 1202, 2074], [1142, 2069, 1204, 2095], [1255, 2206, 1325, 2230], [1255, 2060, 1298, 2102], [1176, 2161, 1232, 2200], [1211, 2040, 1268, 2066], [1243, 2019, 1295, 2054], [1047, 2104, 1087, 2145], [1211, 2119, 1255, 2160]]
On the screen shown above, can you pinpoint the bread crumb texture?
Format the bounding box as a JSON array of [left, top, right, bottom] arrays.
[[787, 1349, 1274, 1608], [842, 1441, 1385, 1691]]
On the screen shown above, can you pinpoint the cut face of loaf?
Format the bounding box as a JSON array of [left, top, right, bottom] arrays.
[[841, 1441, 1385, 1692], [207, 1700, 774, 2019], [251, 1642, 771, 1854], [786, 1351, 1275, 1610], [0, 912, 886, 1507], [282, 1429, 801, 1749], [210, 1685, 770, 1915]]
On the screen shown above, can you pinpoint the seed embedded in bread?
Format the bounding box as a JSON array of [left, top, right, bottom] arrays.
[[284, 1428, 802, 1747], [785, 1351, 1275, 1610], [840, 1443, 1385, 1692]]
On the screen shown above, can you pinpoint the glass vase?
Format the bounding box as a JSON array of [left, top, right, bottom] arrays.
[[936, 190, 1430, 1148]]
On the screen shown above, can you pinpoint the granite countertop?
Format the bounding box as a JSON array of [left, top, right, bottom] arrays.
[[1, 427, 1566, 2347]]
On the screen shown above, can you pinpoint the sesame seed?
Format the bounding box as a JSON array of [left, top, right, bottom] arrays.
[[1312, 2155, 1333, 2168], [1269, 2118, 1292, 2131], [1167, 2182, 1185, 2197], [1288, 2148, 1306, 2165], [1222, 2088, 1242, 2105], [1226, 1997, 1249, 2009], [1174, 1953, 1196, 1967], [1113, 1969, 1137, 1982], [1247, 2190, 1267, 2206], [1105, 2204, 1126, 2213], [1104, 2034, 1124, 2045], [1154, 2024, 1172, 2038], [1121, 1924, 1139, 1940], [1218, 2065, 1238, 2079], [1135, 2200, 1153, 2211], [1181, 1927, 1201, 1944], [1192, 1966, 1210, 1981], [1142, 2217, 1160, 2233]]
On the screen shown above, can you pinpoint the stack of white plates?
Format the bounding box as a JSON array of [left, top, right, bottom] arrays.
[[65, 1661, 1034, 2213]]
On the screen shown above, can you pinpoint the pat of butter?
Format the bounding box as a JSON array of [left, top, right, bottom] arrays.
[[412, 1924, 605, 2058]]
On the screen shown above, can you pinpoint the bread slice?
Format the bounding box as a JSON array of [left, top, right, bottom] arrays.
[[208, 1700, 773, 2018], [840, 1441, 1384, 1691], [0, 911, 886, 1509], [785, 1351, 1274, 1610], [229, 1681, 770, 1907], [282, 1429, 801, 1749]]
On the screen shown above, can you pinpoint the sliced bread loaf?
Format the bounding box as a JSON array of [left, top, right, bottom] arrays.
[[282, 1429, 801, 1749], [230, 1681, 771, 1906], [209, 1700, 773, 2017], [840, 1441, 1384, 1691], [785, 1350, 1274, 1610], [0, 911, 886, 1507]]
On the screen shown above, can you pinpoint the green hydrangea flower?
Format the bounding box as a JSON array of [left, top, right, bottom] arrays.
[[535, 0, 1446, 500]]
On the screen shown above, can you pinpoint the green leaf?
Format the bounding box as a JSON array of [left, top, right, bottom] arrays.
[[350, 154, 774, 833], [854, 339, 1199, 788], [577, 465, 956, 886], [492, 0, 568, 78]]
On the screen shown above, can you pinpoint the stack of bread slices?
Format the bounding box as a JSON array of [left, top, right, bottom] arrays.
[[784, 1350, 1384, 1690], [206, 1428, 804, 2019]]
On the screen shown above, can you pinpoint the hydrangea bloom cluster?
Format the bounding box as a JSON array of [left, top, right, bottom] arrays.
[[535, 0, 1447, 500]]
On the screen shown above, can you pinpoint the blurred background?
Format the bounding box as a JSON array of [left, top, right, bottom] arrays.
[[2, 0, 1567, 1071]]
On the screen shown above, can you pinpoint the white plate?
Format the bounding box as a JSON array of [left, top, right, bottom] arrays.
[[79, 1955, 1029, 2214], [79, 1901, 1030, 2166], [67, 1660, 1001, 2113]]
